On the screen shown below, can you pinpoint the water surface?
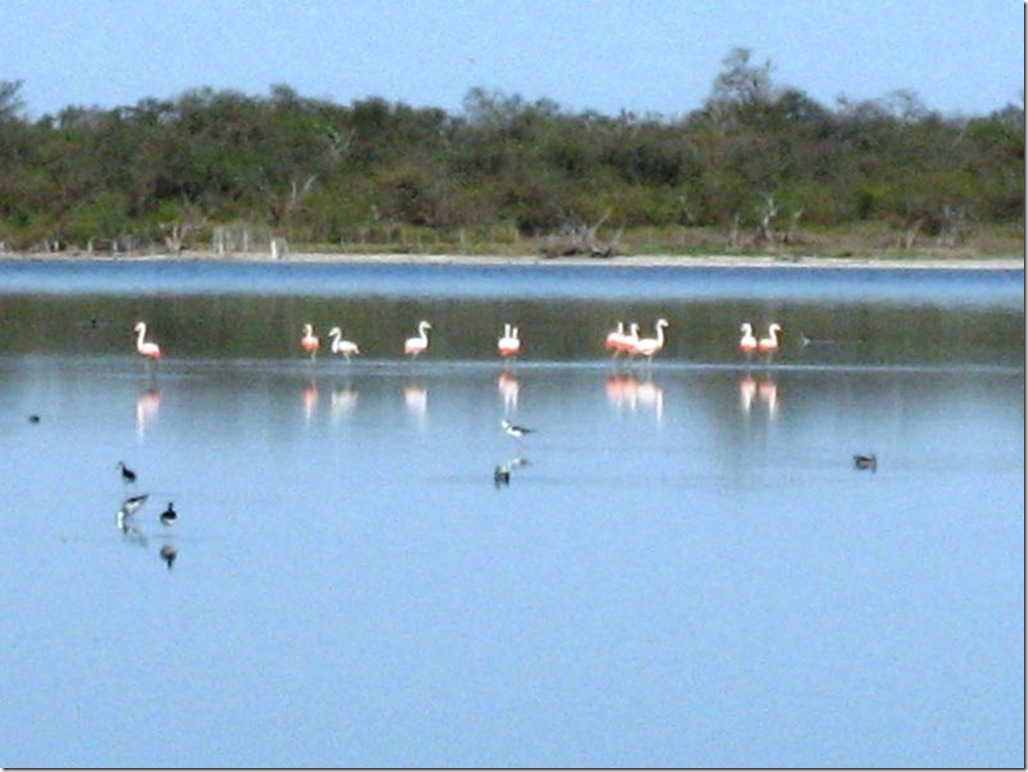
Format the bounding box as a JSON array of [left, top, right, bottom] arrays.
[[0, 261, 1022, 767]]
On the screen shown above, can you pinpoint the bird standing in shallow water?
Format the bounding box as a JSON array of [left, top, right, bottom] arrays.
[[300, 324, 320, 360], [739, 323, 758, 355], [119, 493, 149, 516], [160, 502, 177, 526], [404, 321, 432, 358], [501, 419, 534, 442], [134, 321, 162, 361], [497, 323, 521, 362], [758, 323, 782, 354], [327, 327, 360, 361]]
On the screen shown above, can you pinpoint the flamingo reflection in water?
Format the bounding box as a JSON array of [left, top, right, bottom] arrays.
[[404, 382, 428, 429], [739, 375, 778, 418], [301, 380, 318, 425], [498, 371, 519, 414], [136, 387, 161, 439], [605, 374, 664, 421], [330, 383, 359, 423]]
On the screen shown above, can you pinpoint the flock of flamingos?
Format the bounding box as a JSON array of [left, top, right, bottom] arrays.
[[132, 318, 784, 363]]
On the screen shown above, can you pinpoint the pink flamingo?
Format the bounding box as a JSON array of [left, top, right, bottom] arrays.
[[133, 321, 162, 360], [605, 321, 627, 354], [328, 327, 360, 361], [404, 320, 432, 358], [758, 323, 782, 354], [498, 323, 521, 360], [300, 323, 320, 360]]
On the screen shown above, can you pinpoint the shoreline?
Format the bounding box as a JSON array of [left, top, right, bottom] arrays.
[[2, 250, 1023, 271]]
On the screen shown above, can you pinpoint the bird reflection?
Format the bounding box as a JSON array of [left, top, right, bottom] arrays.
[[739, 375, 778, 418], [494, 456, 529, 489], [853, 453, 878, 473], [498, 371, 519, 414], [605, 374, 664, 421], [404, 382, 428, 428], [136, 387, 161, 439], [330, 382, 359, 422], [116, 494, 150, 547], [301, 379, 318, 424]]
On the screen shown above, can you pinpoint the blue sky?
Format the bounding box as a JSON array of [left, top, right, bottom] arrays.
[[4, 0, 1023, 119]]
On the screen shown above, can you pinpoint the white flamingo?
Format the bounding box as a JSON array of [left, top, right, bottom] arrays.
[[328, 327, 360, 361], [739, 322, 758, 355], [404, 321, 432, 358], [133, 321, 162, 360], [629, 318, 669, 365], [758, 323, 782, 354]]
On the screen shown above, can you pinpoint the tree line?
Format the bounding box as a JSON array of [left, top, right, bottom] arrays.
[[0, 49, 1022, 255]]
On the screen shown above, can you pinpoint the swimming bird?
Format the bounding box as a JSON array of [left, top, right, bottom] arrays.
[[300, 323, 320, 360], [117, 461, 137, 485], [629, 318, 669, 364], [497, 323, 521, 360], [758, 323, 782, 354], [133, 321, 162, 360], [739, 322, 758, 354], [501, 419, 534, 440], [160, 501, 177, 526], [328, 326, 361, 361], [853, 454, 878, 473], [119, 492, 149, 516], [404, 321, 432, 358], [160, 544, 178, 570]]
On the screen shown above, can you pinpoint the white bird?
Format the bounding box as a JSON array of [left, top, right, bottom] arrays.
[[758, 323, 782, 354], [739, 322, 758, 354], [328, 326, 361, 361], [629, 318, 669, 364], [498, 323, 521, 360], [119, 493, 149, 516], [404, 321, 432, 358], [133, 321, 162, 360]]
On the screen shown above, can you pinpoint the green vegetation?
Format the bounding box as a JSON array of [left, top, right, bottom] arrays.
[[0, 49, 1022, 259]]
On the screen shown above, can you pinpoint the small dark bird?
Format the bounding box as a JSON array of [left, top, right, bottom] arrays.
[[117, 461, 137, 485], [853, 454, 878, 473], [160, 502, 177, 526], [500, 419, 534, 440], [120, 493, 149, 516], [160, 544, 178, 571], [27, 414, 40, 424]]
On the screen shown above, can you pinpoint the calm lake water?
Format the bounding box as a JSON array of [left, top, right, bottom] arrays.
[[1, 259, 1023, 768]]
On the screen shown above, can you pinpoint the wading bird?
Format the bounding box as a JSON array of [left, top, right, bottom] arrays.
[[328, 327, 361, 361], [300, 324, 320, 360], [404, 321, 432, 358], [629, 318, 669, 365], [739, 322, 758, 355], [118, 461, 137, 485], [758, 323, 782, 354], [497, 323, 521, 361], [134, 321, 162, 361]]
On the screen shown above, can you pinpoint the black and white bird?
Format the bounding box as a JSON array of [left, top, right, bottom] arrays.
[[160, 544, 178, 570], [500, 419, 534, 441], [853, 454, 878, 473], [493, 464, 511, 487], [117, 461, 137, 485], [120, 493, 149, 516], [160, 502, 177, 526]]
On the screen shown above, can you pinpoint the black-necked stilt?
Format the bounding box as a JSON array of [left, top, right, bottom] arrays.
[[160, 502, 177, 526], [500, 419, 534, 440], [120, 493, 149, 516], [853, 454, 878, 473], [118, 461, 137, 485]]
